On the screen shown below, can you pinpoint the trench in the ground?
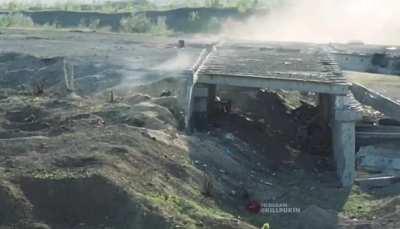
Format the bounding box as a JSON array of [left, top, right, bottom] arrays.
[[3, 106, 50, 132]]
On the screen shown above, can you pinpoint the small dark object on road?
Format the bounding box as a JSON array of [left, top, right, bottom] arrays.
[[32, 80, 45, 96], [178, 40, 185, 48], [160, 90, 172, 97], [96, 119, 105, 127]]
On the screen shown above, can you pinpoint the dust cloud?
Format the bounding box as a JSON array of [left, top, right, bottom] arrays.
[[153, 52, 195, 72], [221, 0, 400, 45]]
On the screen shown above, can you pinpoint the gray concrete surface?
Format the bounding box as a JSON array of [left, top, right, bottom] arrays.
[[332, 95, 361, 186], [332, 120, 357, 186], [350, 83, 400, 121], [358, 143, 400, 174], [346, 71, 400, 105], [197, 41, 349, 95]]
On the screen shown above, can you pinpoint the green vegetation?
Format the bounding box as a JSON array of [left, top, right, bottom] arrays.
[[0, 12, 170, 35], [261, 223, 271, 229], [0, 13, 34, 28], [342, 186, 378, 219], [0, 0, 287, 34], [0, 0, 286, 12], [119, 14, 172, 35], [180, 11, 224, 33], [0, 1, 156, 13], [148, 194, 233, 228], [77, 18, 112, 32]]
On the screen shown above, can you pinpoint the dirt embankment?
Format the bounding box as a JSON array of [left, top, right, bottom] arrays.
[[0, 85, 256, 228], [0, 50, 399, 229], [0, 52, 257, 229]]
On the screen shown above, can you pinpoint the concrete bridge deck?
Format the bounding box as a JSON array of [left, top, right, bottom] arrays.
[[195, 42, 350, 95]]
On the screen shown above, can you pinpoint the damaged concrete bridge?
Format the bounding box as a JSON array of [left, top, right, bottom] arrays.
[[186, 41, 362, 186]]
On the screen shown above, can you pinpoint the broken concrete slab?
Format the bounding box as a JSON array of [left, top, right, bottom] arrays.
[[350, 83, 400, 121], [357, 143, 400, 173], [355, 176, 400, 188]]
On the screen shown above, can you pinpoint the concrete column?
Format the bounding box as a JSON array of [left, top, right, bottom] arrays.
[[185, 74, 194, 133], [189, 83, 210, 132], [332, 120, 356, 186], [331, 95, 361, 187]]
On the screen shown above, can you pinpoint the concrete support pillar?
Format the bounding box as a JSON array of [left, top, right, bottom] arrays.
[[186, 83, 214, 132], [331, 95, 361, 187], [185, 74, 194, 133], [332, 120, 356, 186]]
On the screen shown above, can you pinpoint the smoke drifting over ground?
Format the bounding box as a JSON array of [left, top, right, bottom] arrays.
[[153, 52, 195, 72], [222, 0, 400, 45]]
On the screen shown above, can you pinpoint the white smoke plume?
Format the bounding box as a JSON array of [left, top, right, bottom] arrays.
[[221, 0, 400, 45]]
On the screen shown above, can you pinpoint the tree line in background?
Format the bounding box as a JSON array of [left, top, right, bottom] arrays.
[[0, 0, 285, 13], [0, 12, 172, 35], [0, 0, 286, 35]]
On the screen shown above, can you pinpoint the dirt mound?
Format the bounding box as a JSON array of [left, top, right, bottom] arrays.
[[127, 77, 188, 108], [95, 101, 179, 130], [0, 87, 253, 228], [0, 180, 32, 225], [0, 173, 172, 229], [374, 197, 400, 216], [297, 205, 338, 229], [123, 94, 185, 130], [369, 197, 400, 228], [151, 96, 185, 130], [17, 174, 169, 229], [124, 94, 151, 105]]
